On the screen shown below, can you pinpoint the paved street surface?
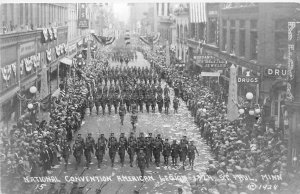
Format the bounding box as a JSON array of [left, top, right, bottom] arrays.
[[40, 53, 214, 194]]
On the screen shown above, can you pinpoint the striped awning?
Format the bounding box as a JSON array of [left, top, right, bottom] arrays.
[[189, 3, 207, 23]]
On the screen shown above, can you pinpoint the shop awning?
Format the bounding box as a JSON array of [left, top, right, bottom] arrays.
[[60, 57, 72, 66]]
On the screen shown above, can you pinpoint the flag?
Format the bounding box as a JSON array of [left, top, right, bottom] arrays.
[[139, 33, 160, 46], [60, 90, 65, 98], [227, 64, 239, 121], [189, 3, 207, 23], [125, 30, 130, 45], [91, 34, 115, 46]]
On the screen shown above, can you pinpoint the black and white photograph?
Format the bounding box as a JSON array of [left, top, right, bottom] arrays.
[[0, 1, 300, 193]]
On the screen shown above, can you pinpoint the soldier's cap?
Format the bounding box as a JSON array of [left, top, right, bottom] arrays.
[[50, 182, 55, 185], [121, 133, 124, 135], [111, 133, 114, 135], [149, 133, 152, 135], [78, 134, 81, 136], [165, 139, 168, 141], [183, 136, 187, 138]]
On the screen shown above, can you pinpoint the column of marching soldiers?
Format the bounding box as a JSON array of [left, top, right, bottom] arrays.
[[64, 65, 200, 180]]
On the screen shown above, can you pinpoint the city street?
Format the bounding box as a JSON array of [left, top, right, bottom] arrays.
[[39, 53, 213, 194]]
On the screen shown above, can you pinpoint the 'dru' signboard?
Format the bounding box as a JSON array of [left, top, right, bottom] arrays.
[[78, 3, 89, 29], [237, 71, 260, 84], [264, 67, 287, 79]]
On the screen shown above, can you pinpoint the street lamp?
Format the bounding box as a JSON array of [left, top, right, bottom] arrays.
[[30, 86, 37, 94], [246, 92, 254, 101]]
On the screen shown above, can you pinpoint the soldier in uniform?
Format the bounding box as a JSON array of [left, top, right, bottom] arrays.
[[137, 94, 144, 113], [61, 139, 71, 171], [150, 93, 156, 113], [131, 102, 138, 114], [107, 95, 113, 115], [137, 149, 146, 181], [145, 136, 152, 168], [58, 182, 67, 194], [95, 94, 101, 115], [164, 94, 170, 114], [108, 133, 118, 167], [179, 139, 188, 170], [164, 85, 170, 96], [119, 102, 126, 125], [100, 94, 107, 115], [130, 112, 138, 132], [118, 133, 127, 167], [46, 182, 58, 194], [95, 134, 107, 168], [136, 132, 146, 151], [124, 93, 131, 112], [187, 141, 199, 170], [84, 133, 95, 168], [147, 133, 154, 162], [173, 96, 180, 114], [171, 140, 180, 166], [153, 136, 163, 167], [157, 94, 164, 113], [145, 94, 151, 113], [113, 94, 120, 114], [162, 139, 171, 166], [127, 132, 137, 167], [73, 140, 84, 170], [77, 134, 85, 147], [157, 84, 163, 95]]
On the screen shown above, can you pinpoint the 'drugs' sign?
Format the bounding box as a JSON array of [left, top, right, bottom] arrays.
[[237, 71, 260, 84]]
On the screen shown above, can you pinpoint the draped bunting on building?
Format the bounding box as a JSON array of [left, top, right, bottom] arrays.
[[1, 65, 11, 81], [139, 33, 161, 46], [91, 34, 116, 46], [227, 64, 239, 121]]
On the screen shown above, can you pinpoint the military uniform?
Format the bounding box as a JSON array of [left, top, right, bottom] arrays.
[[173, 97, 180, 114], [100, 94, 107, 115], [162, 139, 171, 166], [107, 95, 113, 115], [157, 94, 164, 113], [95, 134, 107, 168], [137, 149, 146, 180], [88, 96, 94, 115], [118, 133, 127, 167], [127, 133, 137, 167], [72, 140, 84, 170], [130, 113, 138, 132], [137, 94, 144, 112], [108, 133, 118, 167], [171, 140, 180, 166], [119, 104, 126, 125], [95, 95, 101, 115], [145, 94, 151, 113], [153, 137, 162, 167], [85, 134, 95, 168], [188, 142, 199, 170], [61, 140, 71, 170], [113, 95, 120, 114], [151, 94, 156, 113], [164, 95, 170, 114], [179, 139, 188, 170]]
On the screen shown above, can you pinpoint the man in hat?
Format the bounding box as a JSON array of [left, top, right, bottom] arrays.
[[58, 182, 67, 194], [108, 133, 118, 167], [145, 136, 152, 168], [100, 94, 107, 115], [94, 94, 101, 115], [119, 103, 126, 125], [136, 132, 146, 151], [127, 132, 137, 167], [145, 93, 151, 113], [70, 182, 79, 194], [188, 141, 199, 170], [113, 93, 120, 114], [137, 149, 146, 181], [130, 112, 138, 132], [85, 133, 95, 154], [150, 93, 156, 113], [87, 96, 94, 115], [77, 134, 85, 148], [157, 94, 164, 113], [61, 139, 71, 171], [171, 140, 180, 166], [162, 139, 171, 166], [95, 134, 107, 168], [173, 96, 180, 114], [118, 133, 127, 167], [137, 93, 144, 113], [164, 94, 170, 114], [73, 140, 84, 170], [46, 182, 58, 194], [179, 139, 188, 170]]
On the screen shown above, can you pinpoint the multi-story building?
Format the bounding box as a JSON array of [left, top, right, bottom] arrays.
[[0, 3, 69, 126]]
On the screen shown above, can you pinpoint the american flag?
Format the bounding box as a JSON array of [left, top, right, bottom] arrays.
[[60, 89, 65, 98], [189, 3, 207, 23], [124, 30, 130, 45]]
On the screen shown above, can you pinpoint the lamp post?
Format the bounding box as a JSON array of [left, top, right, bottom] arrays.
[[28, 86, 37, 124]]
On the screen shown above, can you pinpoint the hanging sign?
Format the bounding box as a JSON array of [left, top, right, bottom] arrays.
[[237, 71, 260, 84], [20, 42, 35, 57], [194, 55, 227, 68], [264, 67, 287, 78], [200, 72, 220, 77], [78, 3, 89, 28]]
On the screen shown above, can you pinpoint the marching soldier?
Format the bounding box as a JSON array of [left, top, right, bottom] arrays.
[[148, 133, 154, 162], [130, 112, 138, 132], [108, 133, 118, 167], [145, 136, 152, 168], [188, 141, 199, 170], [73, 140, 84, 170], [150, 93, 156, 113], [173, 96, 180, 114], [125, 93, 131, 112], [131, 102, 138, 114], [46, 182, 58, 194], [164, 94, 170, 114], [127, 132, 137, 167], [100, 94, 107, 115], [137, 149, 147, 181], [137, 94, 144, 113], [95, 134, 107, 168], [157, 94, 164, 113], [153, 136, 163, 167], [119, 102, 126, 125], [162, 139, 171, 166], [107, 95, 113, 115], [58, 182, 67, 194], [179, 139, 188, 170], [171, 140, 180, 166], [77, 134, 85, 148], [95, 94, 101, 115], [113, 94, 120, 114], [164, 85, 170, 96], [118, 133, 128, 167], [157, 84, 163, 95], [84, 133, 95, 168], [61, 139, 71, 171], [136, 132, 146, 151], [145, 94, 151, 113]]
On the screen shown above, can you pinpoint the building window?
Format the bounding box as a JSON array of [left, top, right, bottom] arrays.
[[250, 31, 258, 60], [239, 29, 245, 56], [230, 29, 235, 54], [208, 18, 217, 45]]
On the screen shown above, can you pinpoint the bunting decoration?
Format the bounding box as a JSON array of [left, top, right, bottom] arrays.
[[46, 49, 52, 63], [52, 27, 57, 40], [11, 62, 16, 77], [48, 28, 53, 41], [42, 28, 48, 43], [55, 46, 61, 57], [1, 65, 12, 81], [125, 31, 130, 45], [24, 58, 33, 72], [139, 33, 161, 46], [91, 34, 116, 46], [20, 60, 24, 75]]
